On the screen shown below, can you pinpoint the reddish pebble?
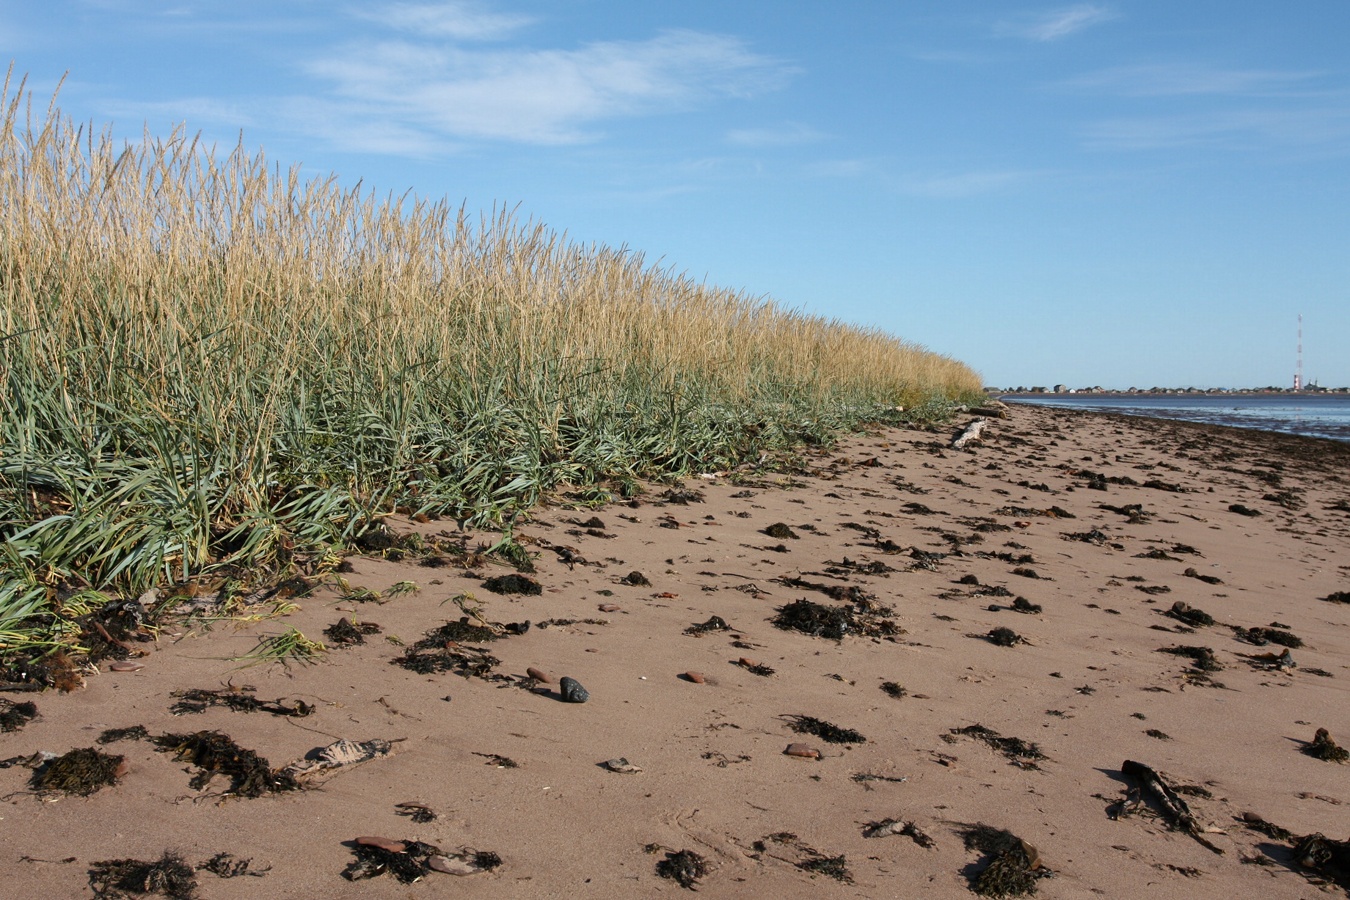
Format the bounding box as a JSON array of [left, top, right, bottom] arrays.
[[684, 671, 706, 684], [598, 604, 621, 613], [107, 661, 145, 672], [784, 743, 821, 760], [355, 836, 407, 854], [114, 760, 131, 778], [526, 667, 553, 683], [738, 657, 760, 668]]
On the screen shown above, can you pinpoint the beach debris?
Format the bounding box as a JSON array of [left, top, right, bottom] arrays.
[[323, 617, 381, 646], [1165, 601, 1215, 627], [661, 487, 705, 505], [1183, 567, 1223, 585], [482, 574, 541, 595], [777, 576, 878, 605], [1010, 597, 1042, 614], [1097, 502, 1151, 523], [994, 505, 1075, 519], [98, 725, 150, 744], [653, 848, 708, 890], [1063, 529, 1110, 545], [560, 676, 590, 703], [1302, 728, 1349, 763], [171, 687, 313, 718], [344, 838, 500, 882], [951, 418, 988, 450], [864, 819, 936, 847], [983, 626, 1025, 647], [107, 660, 145, 672], [284, 738, 395, 782], [957, 824, 1047, 897], [1228, 503, 1261, 517], [950, 724, 1046, 769], [1117, 760, 1224, 854], [0, 698, 37, 732], [395, 801, 438, 823], [1232, 625, 1302, 648], [474, 751, 518, 768], [1292, 833, 1350, 891], [750, 832, 852, 882], [762, 523, 799, 540], [33, 747, 125, 796], [684, 615, 730, 635], [1157, 645, 1222, 672], [1322, 591, 1350, 605], [1237, 811, 1294, 842], [784, 743, 822, 760], [1135, 548, 1182, 561], [621, 570, 651, 586], [525, 666, 553, 683], [197, 852, 267, 879], [736, 658, 775, 676], [682, 671, 706, 684], [393, 620, 506, 679], [602, 757, 642, 774], [880, 681, 907, 699], [783, 714, 866, 744], [151, 731, 298, 798], [771, 597, 898, 640], [89, 851, 198, 899]]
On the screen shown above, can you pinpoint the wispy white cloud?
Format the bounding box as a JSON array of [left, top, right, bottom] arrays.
[[998, 4, 1116, 42], [1083, 106, 1350, 152], [354, 1, 533, 41], [726, 122, 825, 147], [301, 28, 792, 146], [1066, 62, 1319, 97]]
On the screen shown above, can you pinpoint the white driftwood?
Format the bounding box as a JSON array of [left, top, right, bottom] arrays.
[[951, 418, 988, 449]]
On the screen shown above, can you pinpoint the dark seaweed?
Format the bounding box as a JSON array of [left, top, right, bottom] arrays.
[[784, 714, 866, 744], [482, 574, 541, 595], [342, 840, 443, 884], [151, 731, 298, 798], [35, 747, 124, 795], [98, 725, 150, 744], [762, 522, 799, 540], [1165, 602, 1215, 627], [684, 615, 730, 636], [952, 725, 1046, 766], [171, 687, 313, 718], [1157, 645, 1222, 672], [1303, 728, 1349, 763], [0, 698, 37, 732], [772, 599, 852, 640], [959, 824, 1043, 898], [655, 849, 708, 890], [89, 851, 198, 899], [985, 627, 1023, 647], [796, 855, 852, 882], [324, 617, 381, 646], [1233, 626, 1302, 648]]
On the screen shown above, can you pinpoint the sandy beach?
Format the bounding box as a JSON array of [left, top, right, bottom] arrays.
[[2, 402, 1347, 899]]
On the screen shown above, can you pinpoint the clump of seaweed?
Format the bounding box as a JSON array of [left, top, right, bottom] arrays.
[[621, 571, 651, 586], [1010, 597, 1041, 614], [344, 840, 438, 883], [1322, 591, 1350, 605], [324, 617, 381, 646], [98, 725, 150, 744], [762, 523, 799, 540], [796, 855, 852, 882], [171, 687, 313, 717], [1233, 626, 1303, 648], [783, 714, 866, 744], [482, 574, 541, 595], [1157, 645, 1222, 672], [951, 725, 1046, 768], [0, 698, 37, 732], [1165, 602, 1214, 627], [89, 851, 198, 899], [684, 615, 730, 636], [35, 747, 125, 795], [654, 848, 708, 890], [1303, 728, 1348, 763], [151, 731, 298, 798], [958, 824, 1045, 898], [1293, 833, 1350, 891], [771, 597, 898, 640], [880, 681, 907, 699], [984, 626, 1024, 647]]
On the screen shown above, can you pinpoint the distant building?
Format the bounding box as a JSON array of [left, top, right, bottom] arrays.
[[1053, 384, 1067, 393]]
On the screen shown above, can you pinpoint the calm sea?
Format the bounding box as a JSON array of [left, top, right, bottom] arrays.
[[1003, 393, 1350, 443]]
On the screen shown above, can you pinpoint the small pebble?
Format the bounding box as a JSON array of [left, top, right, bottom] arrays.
[[603, 757, 643, 774], [784, 743, 821, 760], [355, 836, 407, 854], [526, 667, 553, 683], [598, 604, 621, 612], [560, 676, 589, 703], [684, 671, 706, 684], [107, 660, 145, 672], [738, 657, 760, 668]]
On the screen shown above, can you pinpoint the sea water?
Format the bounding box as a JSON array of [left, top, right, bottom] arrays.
[[1003, 393, 1350, 443]]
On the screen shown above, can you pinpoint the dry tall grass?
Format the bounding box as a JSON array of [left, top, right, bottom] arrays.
[[0, 70, 980, 652]]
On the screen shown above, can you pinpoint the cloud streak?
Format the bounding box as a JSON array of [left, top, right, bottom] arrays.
[[1066, 62, 1320, 97], [301, 26, 792, 147], [355, 1, 534, 41], [999, 4, 1116, 41]]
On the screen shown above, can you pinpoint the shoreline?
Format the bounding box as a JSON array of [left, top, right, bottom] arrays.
[[2, 402, 1347, 898]]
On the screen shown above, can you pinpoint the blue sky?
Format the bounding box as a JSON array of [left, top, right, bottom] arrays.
[[4, 1, 1348, 389]]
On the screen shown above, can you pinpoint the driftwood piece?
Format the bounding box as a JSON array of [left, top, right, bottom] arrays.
[[1121, 759, 1223, 854], [952, 418, 989, 450]]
